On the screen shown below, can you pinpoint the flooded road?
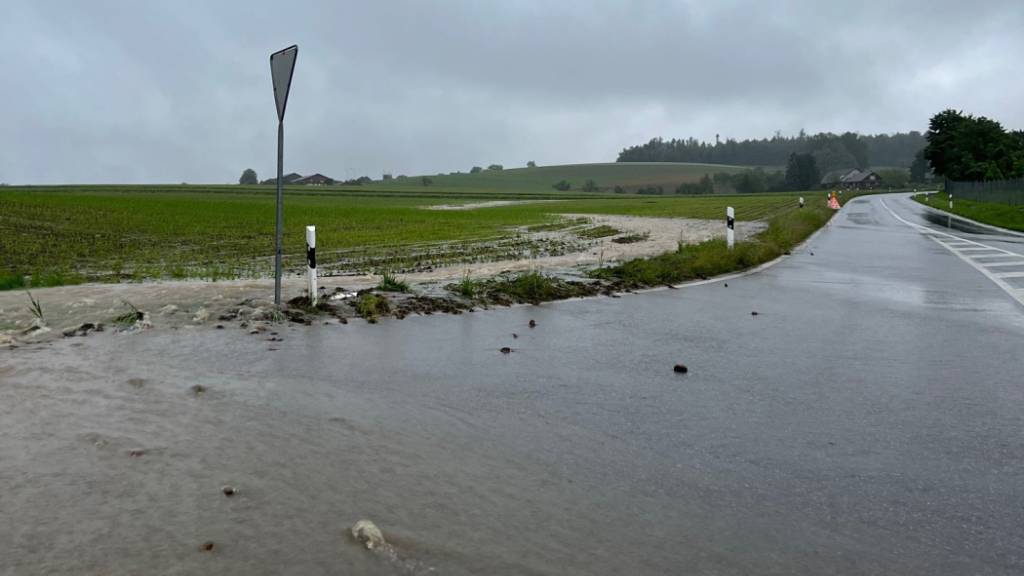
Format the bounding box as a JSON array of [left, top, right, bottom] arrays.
[[3, 194, 1024, 575]]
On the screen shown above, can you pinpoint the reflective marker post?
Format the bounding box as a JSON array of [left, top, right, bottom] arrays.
[[306, 225, 317, 305], [270, 44, 298, 307], [726, 206, 735, 250], [948, 193, 953, 210]]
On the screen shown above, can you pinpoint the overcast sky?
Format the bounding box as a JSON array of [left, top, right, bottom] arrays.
[[2, 0, 1022, 184]]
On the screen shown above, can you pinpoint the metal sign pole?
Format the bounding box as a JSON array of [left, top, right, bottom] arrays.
[[270, 45, 297, 308], [275, 120, 284, 306]]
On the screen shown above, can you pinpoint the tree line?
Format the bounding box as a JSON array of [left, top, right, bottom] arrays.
[[924, 109, 1024, 181], [617, 131, 926, 172]]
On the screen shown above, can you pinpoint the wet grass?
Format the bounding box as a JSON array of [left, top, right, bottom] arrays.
[[592, 203, 832, 288], [577, 225, 621, 239], [453, 271, 481, 299], [525, 218, 588, 232], [113, 300, 145, 327], [354, 293, 390, 323], [0, 273, 26, 291], [475, 271, 599, 304], [612, 233, 649, 244], [0, 271, 82, 292], [913, 193, 1024, 232], [26, 291, 45, 323], [376, 271, 411, 293]]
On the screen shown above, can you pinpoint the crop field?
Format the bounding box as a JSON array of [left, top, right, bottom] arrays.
[[374, 162, 749, 193], [0, 184, 808, 285]]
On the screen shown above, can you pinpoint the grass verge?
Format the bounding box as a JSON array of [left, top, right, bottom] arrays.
[[913, 193, 1024, 232], [591, 203, 832, 288]]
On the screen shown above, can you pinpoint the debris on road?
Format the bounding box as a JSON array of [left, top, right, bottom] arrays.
[[500, 347, 512, 354], [221, 485, 237, 497], [199, 541, 215, 552], [673, 364, 688, 374], [190, 384, 207, 396], [62, 322, 103, 337], [529, 319, 537, 328], [192, 307, 209, 324], [351, 519, 385, 550], [751, 311, 759, 316]]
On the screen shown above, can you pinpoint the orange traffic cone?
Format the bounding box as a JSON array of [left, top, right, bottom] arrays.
[[828, 192, 840, 210]]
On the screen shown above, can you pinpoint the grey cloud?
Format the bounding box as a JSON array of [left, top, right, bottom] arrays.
[[1, 0, 1022, 184]]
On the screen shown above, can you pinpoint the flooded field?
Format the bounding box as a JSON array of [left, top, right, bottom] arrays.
[[0, 213, 765, 338]]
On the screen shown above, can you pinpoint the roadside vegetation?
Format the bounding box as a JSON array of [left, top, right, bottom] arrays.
[[376, 271, 411, 293], [591, 202, 832, 288], [913, 193, 1024, 232], [354, 293, 390, 323]]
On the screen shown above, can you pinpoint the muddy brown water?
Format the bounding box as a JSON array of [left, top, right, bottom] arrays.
[[3, 194, 1024, 575]]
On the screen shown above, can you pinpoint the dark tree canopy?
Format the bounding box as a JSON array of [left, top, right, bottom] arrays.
[[784, 153, 820, 191], [924, 109, 1024, 181], [617, 131, 924, 169], [239, 168, 258, 185]]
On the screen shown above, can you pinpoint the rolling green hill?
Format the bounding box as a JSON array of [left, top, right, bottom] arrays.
[[377, 162, 750, 193]]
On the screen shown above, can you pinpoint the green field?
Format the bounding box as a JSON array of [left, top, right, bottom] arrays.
[[1, 181, 808, 286], [376, 162, 749, 193], [913, 193, 1024, 232]]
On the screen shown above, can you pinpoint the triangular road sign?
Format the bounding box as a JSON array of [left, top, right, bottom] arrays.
[[270, 45, 298, 122]]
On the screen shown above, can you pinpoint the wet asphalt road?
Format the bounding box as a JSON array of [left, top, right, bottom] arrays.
[[2, 193, 1023, 575]]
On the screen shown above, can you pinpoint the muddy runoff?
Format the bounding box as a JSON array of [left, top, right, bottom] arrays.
[[0, 214, 764, 347]]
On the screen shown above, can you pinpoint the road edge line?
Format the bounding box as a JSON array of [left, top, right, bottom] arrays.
[[879, 198, 1024, 308]]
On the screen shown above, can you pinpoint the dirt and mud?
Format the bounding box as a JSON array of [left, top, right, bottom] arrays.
[[0, 214, 764, 346]]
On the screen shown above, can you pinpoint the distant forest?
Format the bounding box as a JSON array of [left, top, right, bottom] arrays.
[[617, 131, 926, 173]]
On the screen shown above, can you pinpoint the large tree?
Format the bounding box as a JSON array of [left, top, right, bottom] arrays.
[[239, 168, 258, 185], [784, 153, 820, 191], [924, 109, 1024, 181]]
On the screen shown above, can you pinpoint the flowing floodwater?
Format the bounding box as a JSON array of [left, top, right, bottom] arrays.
[[3, 195, 1024, 575]]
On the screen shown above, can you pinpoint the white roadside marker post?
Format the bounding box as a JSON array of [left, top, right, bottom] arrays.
[[726, 206, 735, 250], [306, 226, 317, 305], [799, 196, 805, 208], [948, 193, 953, 210]]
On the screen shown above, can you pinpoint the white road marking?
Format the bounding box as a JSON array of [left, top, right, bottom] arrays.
[[981, 260, 1024, 268], [972, 254, 1020, 260], [994, 271, 1024, 279], [958, 247, 1003, 253], [879, 198, 1024, 307]]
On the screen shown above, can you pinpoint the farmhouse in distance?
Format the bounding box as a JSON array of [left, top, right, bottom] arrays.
[[259, 172, 337, 186], [820, 168, 882, 190]]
